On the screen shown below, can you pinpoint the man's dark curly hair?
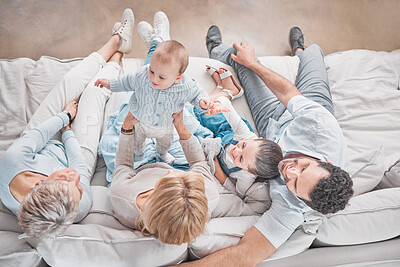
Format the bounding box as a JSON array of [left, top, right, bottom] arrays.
[[247, 139, 283, 183], [303, 161, 353, 214]]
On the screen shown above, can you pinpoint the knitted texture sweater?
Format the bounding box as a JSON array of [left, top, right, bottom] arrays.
[[110, 65, 209, 128]]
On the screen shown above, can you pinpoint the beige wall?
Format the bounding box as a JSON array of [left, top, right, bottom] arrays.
[[1, 0, 400, 60]]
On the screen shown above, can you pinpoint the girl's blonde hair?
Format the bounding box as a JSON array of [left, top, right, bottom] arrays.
[[136, 171, 209, 245]]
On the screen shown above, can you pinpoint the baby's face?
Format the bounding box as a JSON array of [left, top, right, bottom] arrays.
[[148, 56, 182, 90]]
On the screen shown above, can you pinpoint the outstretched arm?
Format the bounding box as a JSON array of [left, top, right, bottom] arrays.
[[231, 41, 301, 108], [112, 112, 140, 184], [177, 226, 276, 267]]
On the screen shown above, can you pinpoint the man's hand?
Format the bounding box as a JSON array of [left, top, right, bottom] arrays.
[[94, 78, 111, 89], [231, 41, 258, 68], [204, 101, 230, 116], [63, 100, 78, 120]]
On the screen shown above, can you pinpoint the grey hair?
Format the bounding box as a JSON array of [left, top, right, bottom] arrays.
[[17, 182, 79, 239]]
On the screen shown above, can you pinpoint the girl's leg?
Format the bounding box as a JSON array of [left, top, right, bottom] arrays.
[[23, 35, 121, 136], [71, 51, 122, 179]]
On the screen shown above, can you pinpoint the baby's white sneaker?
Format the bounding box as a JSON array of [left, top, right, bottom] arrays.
[[153, 11, 170, 42], [113, 8, 135, 54], [137, 21, 156, 48], [158, 152, 175, 165]]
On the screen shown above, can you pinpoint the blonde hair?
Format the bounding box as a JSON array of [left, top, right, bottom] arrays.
[[18, 182, 79, 238], [136, 171, 209, 245], [153, 40, 189, 75]]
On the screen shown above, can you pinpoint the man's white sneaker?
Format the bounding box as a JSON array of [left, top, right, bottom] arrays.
[[153, 11, 170, 42], [137, 21, 156, 48], [113, 8, 134, 54]]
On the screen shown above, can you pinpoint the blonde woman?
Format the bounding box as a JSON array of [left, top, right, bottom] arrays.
[[108, 110, 221, 245]]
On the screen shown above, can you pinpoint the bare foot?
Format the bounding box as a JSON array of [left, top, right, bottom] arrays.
[[218, 68, 240, 100]]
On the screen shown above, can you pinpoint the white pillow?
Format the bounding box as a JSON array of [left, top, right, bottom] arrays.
[[378, 153, 400, 189], [24, 225, 188, 267], [0, 231, 42, 267], [314, 187, 400, 246], [345, 146, 385, 196], [23, 186, 188, 267]]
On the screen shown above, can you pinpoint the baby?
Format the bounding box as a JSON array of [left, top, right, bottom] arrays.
[[95, 40, 214, 164]]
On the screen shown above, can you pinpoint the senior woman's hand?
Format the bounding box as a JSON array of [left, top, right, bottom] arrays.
[[63, 100, 78, 120]]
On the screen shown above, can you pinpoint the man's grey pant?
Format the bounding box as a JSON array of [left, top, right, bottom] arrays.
[[210, 44, 334, 138]]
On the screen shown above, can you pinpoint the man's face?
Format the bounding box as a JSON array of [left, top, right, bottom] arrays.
[[46, 167, 83, 203], [278, 157, 329, 201]]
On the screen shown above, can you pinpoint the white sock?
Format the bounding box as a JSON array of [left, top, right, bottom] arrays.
[[158, 152, 175, 165]]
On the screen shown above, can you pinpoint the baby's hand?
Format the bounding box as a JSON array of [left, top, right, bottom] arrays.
[[199, 98, 214, 110], [204, 101, 230, 116], [94, 78, 110, 89]]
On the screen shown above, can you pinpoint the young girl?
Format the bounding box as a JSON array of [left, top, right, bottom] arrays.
[[200, 66, 283, 199]]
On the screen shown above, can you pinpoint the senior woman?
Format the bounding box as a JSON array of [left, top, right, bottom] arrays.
[[108, 109, 220, 245], [0, 8, 134, 238]]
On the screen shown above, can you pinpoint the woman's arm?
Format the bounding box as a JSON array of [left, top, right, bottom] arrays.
[[13, 100, 77, 156], [15, 112, 69, 155], [112, 112, 139, 184], [62, 128, 91, 222], [213, 157, 227, 185], [173, 110, 205, 166]]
